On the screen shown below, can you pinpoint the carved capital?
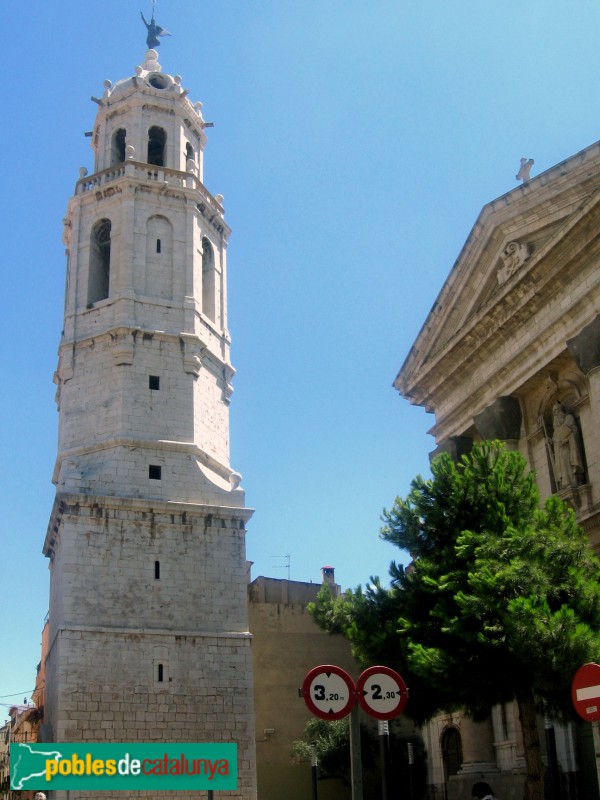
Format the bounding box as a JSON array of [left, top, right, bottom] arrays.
[[567, 315, 600, 375], [111, 328, 135, 365], [184, 353, 202, 376], [222, 364, 235, 405], [62, 217, 72, 248], [474, 396, 522, 441], [180, 333, 206, 376], [429, 436, 473, 464]]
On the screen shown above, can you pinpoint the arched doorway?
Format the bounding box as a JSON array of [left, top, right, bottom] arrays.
[[441, 726, 463, 799]]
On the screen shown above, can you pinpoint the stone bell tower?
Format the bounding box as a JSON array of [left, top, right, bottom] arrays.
[[42, 42, 257, 799]]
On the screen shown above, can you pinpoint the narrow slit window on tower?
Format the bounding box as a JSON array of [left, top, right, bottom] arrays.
[[149, 465, 162, 480], [157, 663, 164, 682], [156, 238, 161, 254], [154, 560, 160, 580], [149, 375, 160, 390]]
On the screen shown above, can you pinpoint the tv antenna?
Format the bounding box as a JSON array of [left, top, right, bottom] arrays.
[[271, 554, 291, 581]]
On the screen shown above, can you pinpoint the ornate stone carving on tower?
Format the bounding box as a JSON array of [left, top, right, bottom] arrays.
[[42, 41, 257, 800]]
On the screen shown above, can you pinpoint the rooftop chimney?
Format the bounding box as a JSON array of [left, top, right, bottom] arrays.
[[321, 565, 335, 589]]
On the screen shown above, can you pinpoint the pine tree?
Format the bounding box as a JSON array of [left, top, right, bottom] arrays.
[[311, 442, 600, 800]]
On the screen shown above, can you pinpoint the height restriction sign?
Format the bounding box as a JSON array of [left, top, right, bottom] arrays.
[[301, 665, 356, 721], [356, 665, 408, 721]]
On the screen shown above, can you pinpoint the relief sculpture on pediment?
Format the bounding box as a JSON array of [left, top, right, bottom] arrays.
[[497, 241, 531, 286]]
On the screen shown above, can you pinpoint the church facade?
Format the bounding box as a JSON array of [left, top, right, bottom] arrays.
[[42, 45, 257, 799], [395, 141, 600, 799]]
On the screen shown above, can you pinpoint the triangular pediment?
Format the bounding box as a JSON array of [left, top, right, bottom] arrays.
[[396, 138, 600, 400], [468, 215, 574, 315]]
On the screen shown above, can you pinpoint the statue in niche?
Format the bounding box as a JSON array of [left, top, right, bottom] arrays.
[[548, 402, 585, 490]]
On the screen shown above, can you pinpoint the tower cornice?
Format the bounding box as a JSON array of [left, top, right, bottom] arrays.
[[52, 436, 241, 491], [58, 326, 233, 371], [70, 162, 229, 241]]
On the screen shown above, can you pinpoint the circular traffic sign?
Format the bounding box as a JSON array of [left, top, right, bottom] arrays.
[[572, 663, 600, 722], [356, 666, 408, 720], [302, 665, 356, 720]]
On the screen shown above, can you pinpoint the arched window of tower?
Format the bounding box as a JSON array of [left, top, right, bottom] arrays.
[[111, 128, 126, 165], [185, 142, 195, 166], [87, 218, 111, 305], [147, 126, 167, 167], [202, 237, 216, 322]]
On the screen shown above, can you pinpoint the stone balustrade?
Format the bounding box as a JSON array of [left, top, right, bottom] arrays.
[[75, 161, 224, 214]]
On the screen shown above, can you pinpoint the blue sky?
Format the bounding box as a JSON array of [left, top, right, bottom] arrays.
[[3, 0, 600, 711]]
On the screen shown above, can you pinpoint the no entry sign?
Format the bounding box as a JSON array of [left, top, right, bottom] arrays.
[[572, 663, 600, 722]]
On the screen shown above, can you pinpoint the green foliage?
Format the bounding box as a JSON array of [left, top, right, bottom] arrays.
[[292, 718, 352, 785], [291, 717, 376, 786], [292, 717, 424, 796], [312, 442, 600, 722]]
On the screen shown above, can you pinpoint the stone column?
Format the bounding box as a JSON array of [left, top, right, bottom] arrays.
[[459, 716, 498, 774], [429, 436, 473, 463]]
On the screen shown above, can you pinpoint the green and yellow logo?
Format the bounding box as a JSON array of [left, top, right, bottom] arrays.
[[10, 742, 237, 791]]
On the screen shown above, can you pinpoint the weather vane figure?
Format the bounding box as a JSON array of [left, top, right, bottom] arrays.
[[141, 2, 171, 49]]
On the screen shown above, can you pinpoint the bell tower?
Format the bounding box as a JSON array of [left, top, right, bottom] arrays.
[[43, 41, 256, 800]]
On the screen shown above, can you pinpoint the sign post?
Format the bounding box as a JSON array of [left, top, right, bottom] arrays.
[[377, 720, 390, 800], [302, 666, 359, 798], [572, 663, 600, 796], [302, 664, 408, 800], [310, 742, 318, 800], [348, 703, 363, 800]]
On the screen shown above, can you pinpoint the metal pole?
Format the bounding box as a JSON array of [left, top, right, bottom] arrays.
[[407, 741, 414, 800], [349, 704, 363, 800], [310, 742, 319, 800], [207, 790, 214, 800], [592, 721, 600, 799], [378, 720, 389, 800], [544, 716, 560, 800]]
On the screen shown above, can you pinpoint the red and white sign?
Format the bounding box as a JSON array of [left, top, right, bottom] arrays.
[[572, 663, 600, 722], [356, 665, 408, 720], [302, 665, 356, 720]]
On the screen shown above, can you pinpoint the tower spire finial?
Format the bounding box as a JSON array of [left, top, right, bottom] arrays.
[[140, 3, 171, 49]]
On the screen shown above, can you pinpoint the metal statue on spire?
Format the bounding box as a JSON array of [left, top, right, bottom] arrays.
[[141, 2, 171, 49]]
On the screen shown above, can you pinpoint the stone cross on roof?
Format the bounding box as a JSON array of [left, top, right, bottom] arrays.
[[516, 157, 534, 183]]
